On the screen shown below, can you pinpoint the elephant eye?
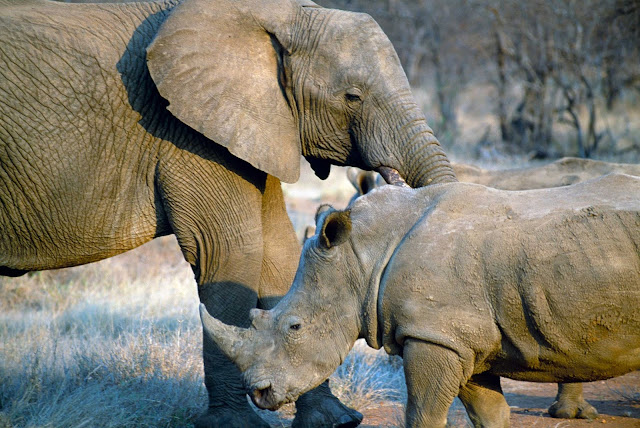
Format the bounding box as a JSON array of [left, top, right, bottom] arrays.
[[345, 89, 363, 103]]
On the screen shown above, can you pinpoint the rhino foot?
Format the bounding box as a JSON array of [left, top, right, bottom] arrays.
[[548, 383, 598, 420], [194, 406, 269, 428], [293, 381, 363, 428], [548, 399, 598, 419]]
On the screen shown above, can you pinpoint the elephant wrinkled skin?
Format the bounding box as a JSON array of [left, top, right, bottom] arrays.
[[0, 0, 455, 426], [201, 174, 640, 427]]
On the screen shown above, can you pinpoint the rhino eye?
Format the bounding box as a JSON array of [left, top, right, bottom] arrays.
[[289, 323, 301, 331]]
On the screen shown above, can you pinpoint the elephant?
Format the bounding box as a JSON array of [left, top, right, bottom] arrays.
[[200, 173, 640, 427], [345, 157, 640, 420], [0, 0, 456, 426]]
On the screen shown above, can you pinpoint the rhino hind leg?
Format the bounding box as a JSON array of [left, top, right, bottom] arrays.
[[548, 383, 598, 419], [458, 373, 510, 428]]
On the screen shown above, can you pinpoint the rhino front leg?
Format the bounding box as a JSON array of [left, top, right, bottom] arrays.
[[458, 373, 510, 428], [402, 339, 466, 428], [549, 383, 598, 419]]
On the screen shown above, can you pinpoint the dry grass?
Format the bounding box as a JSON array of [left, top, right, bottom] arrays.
[[0, 237, 206, 428], [330, 341, 406, 412], [0, 228, 411, 427]]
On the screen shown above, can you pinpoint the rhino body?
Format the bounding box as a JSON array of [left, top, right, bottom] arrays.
[[453, 157, 640, 190], [346, 157, 640, 420], [201, 173, 640, 427]]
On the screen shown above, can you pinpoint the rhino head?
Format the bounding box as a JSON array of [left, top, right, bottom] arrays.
[[199, 207, 370, 410]]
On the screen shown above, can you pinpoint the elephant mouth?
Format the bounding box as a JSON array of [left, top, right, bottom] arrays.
[[249, 380, 284, 410]]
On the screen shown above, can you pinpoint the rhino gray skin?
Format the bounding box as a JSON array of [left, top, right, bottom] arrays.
[[346, 157, 640, 420], [200, 173, 640, 427], [453, 157, 640, 190]]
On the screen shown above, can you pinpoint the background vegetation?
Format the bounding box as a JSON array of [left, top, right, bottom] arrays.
[[323, 0, 640, 163]]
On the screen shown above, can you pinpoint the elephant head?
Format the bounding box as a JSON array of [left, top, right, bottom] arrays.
[[147, 0, 455, 186]]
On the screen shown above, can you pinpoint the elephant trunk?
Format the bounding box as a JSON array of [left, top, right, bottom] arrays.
[[376, 166, 410, 187], [383, 100, 457, 188], [199, 304, 256, 372], [402, 121, 457, 188]]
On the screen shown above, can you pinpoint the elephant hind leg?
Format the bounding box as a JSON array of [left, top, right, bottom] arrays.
[[549, 383, 598, 419]]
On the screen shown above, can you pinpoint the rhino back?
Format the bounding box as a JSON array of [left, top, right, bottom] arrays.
[[484, 205, 640, 382], [378, 175, 640, 382], [454, 158, 640, 190]]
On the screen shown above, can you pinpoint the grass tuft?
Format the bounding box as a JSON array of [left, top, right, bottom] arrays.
[[330, 341, 406, 411]]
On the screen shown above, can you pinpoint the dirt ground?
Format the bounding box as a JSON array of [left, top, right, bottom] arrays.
[[360, 372, 640, 427]]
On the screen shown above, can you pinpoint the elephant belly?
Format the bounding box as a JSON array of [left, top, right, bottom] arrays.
[[0, 188, 163, 272], [0, 137, 164, 272]]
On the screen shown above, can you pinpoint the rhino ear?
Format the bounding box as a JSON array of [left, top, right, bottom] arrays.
[[319, 210, 351, 249], [347, 168, 379, 196], [147, 0, 301, 183], [314, 204, 333, 224]]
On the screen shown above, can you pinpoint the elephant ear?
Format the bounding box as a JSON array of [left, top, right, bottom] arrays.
[[147, 0, 302, 183]]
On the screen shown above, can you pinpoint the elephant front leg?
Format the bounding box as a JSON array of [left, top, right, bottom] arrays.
[[458, 373, 510, 428], [157, 149, 275, 427], [292, 381, 363, 428], [196, 257, 270, 428], [548, 383, 598, 419], [402, 339, 467, 428]]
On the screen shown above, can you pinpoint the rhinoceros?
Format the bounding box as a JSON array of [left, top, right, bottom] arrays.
[[452, 157, 640, 191], [344, 157, 640, 420], [200, 173, 640, 427]]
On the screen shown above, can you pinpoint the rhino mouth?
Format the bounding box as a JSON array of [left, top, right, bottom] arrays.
[[250, 380, 283, 410]]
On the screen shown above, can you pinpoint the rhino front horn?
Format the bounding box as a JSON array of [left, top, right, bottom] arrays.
[[199, 303, 255, 372]]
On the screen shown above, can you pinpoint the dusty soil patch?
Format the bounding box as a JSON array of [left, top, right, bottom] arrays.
[[358, 372, 640, 427]]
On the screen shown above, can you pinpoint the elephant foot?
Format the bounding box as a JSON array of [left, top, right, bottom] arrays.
[[194, 406, 269, 428], [292, 381, 363, 428], [292, 403, 363, 428], [548, 383, 598, 420]]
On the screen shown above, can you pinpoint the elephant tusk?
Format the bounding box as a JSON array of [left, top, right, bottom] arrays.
[[376, 166, 410, 188]]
